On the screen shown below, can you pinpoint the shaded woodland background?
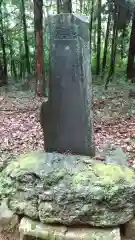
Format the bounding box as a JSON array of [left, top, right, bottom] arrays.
[[1, 0, 135, 94]]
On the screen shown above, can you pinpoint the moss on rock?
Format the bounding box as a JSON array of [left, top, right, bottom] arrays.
[[0, 151, 135, 227], [93, 162, 134, 185]]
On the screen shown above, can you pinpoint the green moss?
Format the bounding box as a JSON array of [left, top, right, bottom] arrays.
[[72, 162, 134, 187], [72, 168, 96, 186], [17, 152, 45, 169], [45, 168, 67, 187], [93, 162, 134, 184], [0, 173, 14, 197], [31, 222, 37, 230], [5, 151, 46, 174]]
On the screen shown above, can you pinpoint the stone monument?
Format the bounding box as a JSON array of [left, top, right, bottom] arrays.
[[40, 13, 95, 156]]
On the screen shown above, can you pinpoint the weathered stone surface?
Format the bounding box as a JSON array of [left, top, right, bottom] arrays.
[[19, 217, 121, 240], [0, 151, 135, 227], [100, 144, 128, 166], [41, 13, 95, 156], [19, 217, 67, 239], [65, 228, 121, 240], [0, 199, 19, 232]]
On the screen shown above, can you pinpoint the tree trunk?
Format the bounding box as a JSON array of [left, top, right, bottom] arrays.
[[79, 0, 83, 12], [110, 6, 119, 77], [34, 0, 45, 96], [105, 4, 119, 89], [89, 0, 94, 50], [96, 0, 102, 75], [9, 44, 17, 79], [0, 7, 7, 85], [102, 9, 111, 72], [12, 60, 17, 79], [21, 0, 31, 76], [57, 0, 72, 13], [120, 25, 126, 60], [0, 59, 5, 86], [127, 11, 135, 80], [93, 22, 97, 53], [0, 35, 7, 83], [19, 43, 23, 79]]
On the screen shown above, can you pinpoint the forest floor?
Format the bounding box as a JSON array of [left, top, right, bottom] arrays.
[[0, 82, 135, 169]]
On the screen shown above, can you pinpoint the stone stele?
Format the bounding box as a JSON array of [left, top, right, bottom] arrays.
[[41, 13, 95, 156]]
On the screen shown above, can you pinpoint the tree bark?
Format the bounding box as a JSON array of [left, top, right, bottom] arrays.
[[57, 0, 72, 13], [0, 59, 5, 86], [9, 43, 16, 78], [120, 25, 126, 60], [21, 0, 31, 76], [34, 0, 45, 96], [96, 0, 102, 75], [89, 0, 94, 50], [127, 10, 135, 80], [105, 4, 119, 89], [102, 9, 111, 72], [0, 7, 7, 85], [79, 0, 83, 12]]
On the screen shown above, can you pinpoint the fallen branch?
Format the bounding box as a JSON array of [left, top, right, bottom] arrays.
[[0, 107, 38, 112]]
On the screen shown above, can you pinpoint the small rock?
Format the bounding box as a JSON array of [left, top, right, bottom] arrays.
[[19, 217, 67, 239], [0, 199, 19, 233], [123, 218, 135, 239], [105, 146, 128, 166]]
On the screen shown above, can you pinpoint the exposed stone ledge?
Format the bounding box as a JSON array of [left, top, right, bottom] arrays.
[[19, 217, 121, 240]]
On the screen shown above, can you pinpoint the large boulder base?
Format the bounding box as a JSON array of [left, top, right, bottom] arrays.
[[0, 151, 135, 227], [19, 217, 121, 240]]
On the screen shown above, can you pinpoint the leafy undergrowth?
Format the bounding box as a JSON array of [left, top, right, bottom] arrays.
[[0, 83, 135, 169]]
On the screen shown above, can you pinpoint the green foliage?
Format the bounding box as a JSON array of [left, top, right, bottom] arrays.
[[0, 0, 134, 86]]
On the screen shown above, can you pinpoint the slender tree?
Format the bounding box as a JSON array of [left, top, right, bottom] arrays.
[[79, 0, 83, 12], [19, 43, 25, 79], [89, 0, 94, 50], [34, 0, 45, 96], [105, 4, 119, 88], [21, 0, 31, 76], [0, 59, 5, 86], [0, 5, 7, 84], [96, 0, 101, 75], [57, 0, 72, 13], [120, 25, 126, 60], [102, 8, 111, 72], [127, 10, 135, 80], [9, 42, 17, 79]]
